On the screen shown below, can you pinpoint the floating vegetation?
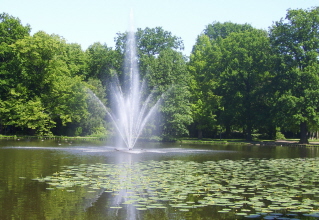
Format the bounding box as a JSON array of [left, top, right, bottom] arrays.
[[33, 158, 319, 219]]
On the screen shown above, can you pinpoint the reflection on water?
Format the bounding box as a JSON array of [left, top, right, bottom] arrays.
[[0, 139, 319, 219]]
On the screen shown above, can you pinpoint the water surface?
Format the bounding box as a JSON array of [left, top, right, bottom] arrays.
[[0, 139, 318, 220]]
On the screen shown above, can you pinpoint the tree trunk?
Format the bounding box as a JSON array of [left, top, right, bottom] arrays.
[[246, 131, 252, 141], [299, 121, 309, 144], [198, 130, 203, 139], [225, 125, 231, 138], [246, 124, 252, 141]]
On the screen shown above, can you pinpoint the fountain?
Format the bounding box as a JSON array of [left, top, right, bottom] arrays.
[[106, 13, 161, 150]]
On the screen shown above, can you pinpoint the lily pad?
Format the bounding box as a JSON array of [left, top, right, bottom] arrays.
[[35, 157, 319, 218]]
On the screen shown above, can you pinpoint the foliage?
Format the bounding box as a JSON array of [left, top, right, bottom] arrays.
[[270, 7, 319, 144], [145, 49, 193, 140], [0, 94, 54, 135], [204, 21, 254, 40], [188, 35, 220, 138], [0, 31, 89, 135], [0, 13, 30, 100], [80, 78, 108, 136], [189, 22, 274, 140], [217, 29, 274, 140], [115, 26, 184, 57], [1, 8, 319, 142], [115, 27, 192, 140], [85, 42, 121, 83]]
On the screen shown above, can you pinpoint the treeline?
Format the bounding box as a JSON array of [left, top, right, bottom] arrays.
[[0, 7, 318, 143], [0, 13, 190, 140]]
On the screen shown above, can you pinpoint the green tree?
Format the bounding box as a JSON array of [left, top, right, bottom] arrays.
[[86, 42, 120, 83], [80, 78, 108, 136], [217, 29, 273, 140], [115, 27, 184, 57], [115, 27, 191, 140], [188, 35, 221, 138], [45, 74, 88, 136], [65, 43, 88, 77], [189, 22, 257, 139], [10, 31, 69, 97], [0, 89, 54, 135], [270, 7, 319, 144], [137, 27, 184, 56], [3, 31, 88, 135], [204, 21, 254, 40], [0, 13, 31, 133], [145, 48, 193, 140]]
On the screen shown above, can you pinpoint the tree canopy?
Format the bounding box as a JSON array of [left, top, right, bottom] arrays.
[[269, 7, 319, 144], [1, 7, 318, 144]]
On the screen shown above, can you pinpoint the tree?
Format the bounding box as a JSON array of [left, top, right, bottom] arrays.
[[145, 48, 193, 140], [190, 23, 273, 140], [204, 21, 254, 40], [115, 27, 184, 57], [86, 42, 120, 83], [65, 43, 88, 77], [114, 27, 191, 140], [45, 74, 88, 136], [79, 78, 108, 136], [188, 35, 221, 138], [137, 27, 184, 56], [115, 27, 184, 80], [270, 7, 319, 144], [0, 13, 31, 110], [0, 90, 55, 135], [0, 13, 31, 134], [10, 31, 69, 97], [3, 31, 88, 135], [217, 29, 273, 140]]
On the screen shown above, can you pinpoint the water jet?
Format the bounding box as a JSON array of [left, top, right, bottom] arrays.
[[105, 13, 161, 150]]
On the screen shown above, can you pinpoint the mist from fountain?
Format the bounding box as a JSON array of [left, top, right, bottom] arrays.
[[105, 14, 161, 150]]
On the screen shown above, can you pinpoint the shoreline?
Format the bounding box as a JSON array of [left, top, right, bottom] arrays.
[[1, 135, 319, 147]]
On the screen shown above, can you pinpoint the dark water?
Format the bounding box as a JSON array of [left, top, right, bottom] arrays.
[[0, 139, 318, 220]]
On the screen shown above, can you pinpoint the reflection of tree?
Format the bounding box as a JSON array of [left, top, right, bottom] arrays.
[[3, 141, 319, 219], [41, 187, 105, 219], [0, 140, 109, 219]]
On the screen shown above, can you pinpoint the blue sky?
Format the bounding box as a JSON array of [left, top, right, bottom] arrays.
[[2, 0, 318, 55]]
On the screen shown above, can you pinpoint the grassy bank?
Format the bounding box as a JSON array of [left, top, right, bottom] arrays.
[[2, 135, 319, 147], [178, 137, 319, 147], [0, 135, 108, 141]]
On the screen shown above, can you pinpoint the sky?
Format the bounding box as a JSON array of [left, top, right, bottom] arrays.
[[1, 0, 318, 55]]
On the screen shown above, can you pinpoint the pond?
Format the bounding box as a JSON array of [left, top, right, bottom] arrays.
[[1, 139, 319, 220]]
